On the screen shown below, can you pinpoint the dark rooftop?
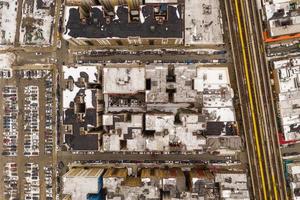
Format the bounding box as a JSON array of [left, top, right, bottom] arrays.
[[65, 4, 182, 39], [64, 107, 99, 150], [205, 122, 235, 136]]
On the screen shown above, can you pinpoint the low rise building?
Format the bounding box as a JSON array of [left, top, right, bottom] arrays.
[[215, 172, 250, 200], [264, 0, 300, 37], [107, 177, 161, 200], [273, 57, 300, 141], [62, 167, 250, 200], [184, 0, 224, 45], [103, 65, 146, 112], [63, 167, 105, 200], [145, 112, 207, 152], [188, 169, 216, 199], [0, 53, 15, 79], [103, 168, 128, 190], [62, 65, 102, 150], [102, 113, 144, 151], [62, 64, 240, 153], [20, 0, 55, 46], [0, 0, 18, 47], [145, 64, 197, 103], [104, 168, 186, 200], [101, 64, 237, 153], [287, 162, 300, 200]]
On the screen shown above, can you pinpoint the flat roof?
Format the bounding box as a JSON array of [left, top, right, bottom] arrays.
[[190, 169, 214, 180], [103, 67, 145, 94], [64, 4, 182, 39], [185, 0, 223, 45], [62, 65, 100, 151], [273, 57, 300, 140], [19, 0, 54, 45], [64, 108, 99, 150], [103, 168, 127, 178], [0, 53, 15, 69], [265, 1, 300, 37], [63, 168, 103, 200], [0, 0, 18, 46], [195, 67, 230, 92]]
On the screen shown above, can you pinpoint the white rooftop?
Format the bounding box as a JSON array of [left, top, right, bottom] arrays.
[[265, 1, 300, 37], [204, 107, 236, 122], [0, 0, 18, 46], [0, 53, 15, 69], [185, 0, 223, 45], [195, 67, 230, 92], [63, 168, 103, 200], [215, 173, 250, 200], [0, 53, 15, 79], [273, 57, 300, 140], [288, 163, 300, 175], [103, 67, 145, 94], [63, 65, 98, 109], [273, 57, 300, 69]]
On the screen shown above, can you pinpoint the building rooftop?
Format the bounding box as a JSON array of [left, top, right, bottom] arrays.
[[273, 57, 300, 141], [287, 162, 300, 200], [121, 177, 142, 187], [0, 53, 15, 79], [64, 4, 182, 40], [63, 168, 104, 200], [195, 67, 230, 91], [196, 67, 235, 124], [206, 136, 242, 151], [185, 0, 223, 45], [103, 168, 128, 178], [62, 64, 239, 153], [102, 113, 144, 151], [145, 112, 207, 151], [265, 0, 300, 37], [0, 0, 18, 46], [215, 172, 250, 200], [146, 64, 197, 103], [62, 167, 250, 200], [19, 0, 55, 46], [103, 66, 145, 94], [62, 65, 101, 150], [141, 168, 165, 180]]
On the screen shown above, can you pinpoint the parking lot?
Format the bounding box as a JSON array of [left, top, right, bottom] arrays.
[[3, 163, 18, 200], [2, 86, 18, 157], [24, 85, 40, 156], [0, 66, 57, 200], [24, 163, 40, 200], [44, 166, 53, 200], [44, 73, 54, 155]]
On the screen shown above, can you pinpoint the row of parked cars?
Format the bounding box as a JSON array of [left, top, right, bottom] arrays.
[[3, 162, 18, 199], [0, 69, 12, 78], [44, 166, 53, 200], [24, 86, 40, 156], [17, 69, 54, 155], [24, 163, 40, 200], [2, 86, 18, 156], [16, 70, 50, 79], [45, 72, 54, 155]]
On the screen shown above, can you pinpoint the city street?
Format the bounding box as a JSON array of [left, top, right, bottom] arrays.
[[225, 0, 288, 199]]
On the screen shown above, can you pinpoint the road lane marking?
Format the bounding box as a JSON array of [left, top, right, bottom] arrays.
[[233, 0, 268, 199], [240, 1, 280, 199]]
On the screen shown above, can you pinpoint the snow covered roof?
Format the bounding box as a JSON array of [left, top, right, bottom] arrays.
[[103, 67, 145, 94]]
